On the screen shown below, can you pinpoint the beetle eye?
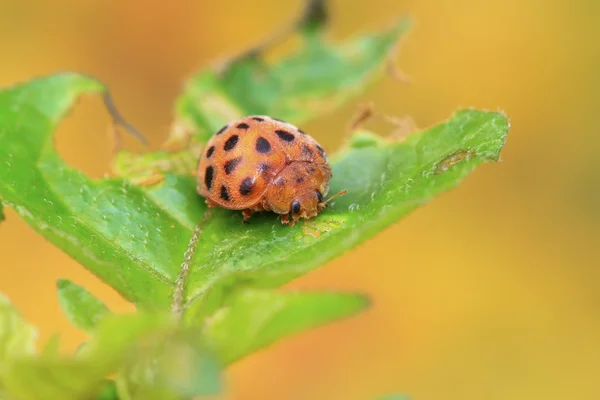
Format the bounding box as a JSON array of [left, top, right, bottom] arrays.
[[291, 200, 301, 214], [316, 192, 324, 203]]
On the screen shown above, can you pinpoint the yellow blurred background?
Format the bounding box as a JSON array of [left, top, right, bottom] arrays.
[[1, 0, 599, 399]]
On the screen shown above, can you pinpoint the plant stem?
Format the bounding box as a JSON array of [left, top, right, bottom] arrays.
[[171, 211, 212, 318]]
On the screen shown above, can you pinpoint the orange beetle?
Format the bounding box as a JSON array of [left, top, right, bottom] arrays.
[[196, 116, 344, 226]]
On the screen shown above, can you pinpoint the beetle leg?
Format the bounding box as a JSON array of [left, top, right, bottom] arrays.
[[290, 213, 302, 227], [281, 214, 290, 225], [242, 209, 253, 224]]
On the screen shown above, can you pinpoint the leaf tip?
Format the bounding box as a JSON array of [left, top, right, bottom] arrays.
[[312, 290, 372, 317], [56, 278, 69, 290], [392, 15, 413, 32], [343, 292, 372, 314], [358, 293, 373, 308], [56, 279, 111, 332], [0, 291, 10, 305], [0, 292, 39, 357], [299, 0, 329, 34]]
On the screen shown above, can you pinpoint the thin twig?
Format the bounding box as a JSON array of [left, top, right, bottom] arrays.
[[216, 0, 329, 74], [102, 90, 149, 146]]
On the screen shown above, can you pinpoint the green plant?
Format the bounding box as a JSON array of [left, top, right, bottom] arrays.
[[0, 1, 509, 399]]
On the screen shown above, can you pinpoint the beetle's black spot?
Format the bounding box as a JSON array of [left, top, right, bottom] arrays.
[[256, 137, 271, 153], [224, 157, 242, 175], [317, 192, 324, 202], [252, 117, 265, 122], [316, 145, 326, 156], [239, 177, 254, 196], [224, 135, 239, 151], [220, 185, 230, 201], [302, 144, 314, 157], [206, 146, 215, 158], [216, 125, 228, 135], [237, 123, 250, 130], [296, 177, 304, 183], [275, 130, 295, 142], [298, 129, 307, 135], [204, 166, 214, 190], [309, 167, 316, 173], [291, 200, 301, 214]]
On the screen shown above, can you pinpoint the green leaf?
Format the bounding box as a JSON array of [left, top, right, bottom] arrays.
[[181, 109, 508, 322], [0, 74, 179, 309], [0, 72, 509, 317], [0, 9, 413, 311], [0, 293, 38, 364], [1, 312, 221, 400], [95, 380, 119, 400], [116, 327, 221, 400], [0, 313, 172, 400], [113, 9, 410, 183], [0, 5, 509, 346], [41, 334, 61, 357], [168, 9, 410, 146], [202, 289, 369, 365], [57, 279, 110, 331]]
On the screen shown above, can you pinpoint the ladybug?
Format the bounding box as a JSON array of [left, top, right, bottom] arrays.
[[196, 116, 345, 226]]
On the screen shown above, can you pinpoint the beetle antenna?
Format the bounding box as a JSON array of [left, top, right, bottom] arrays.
[[102, 90, 149, 146], [324, 189, 348, 204]]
